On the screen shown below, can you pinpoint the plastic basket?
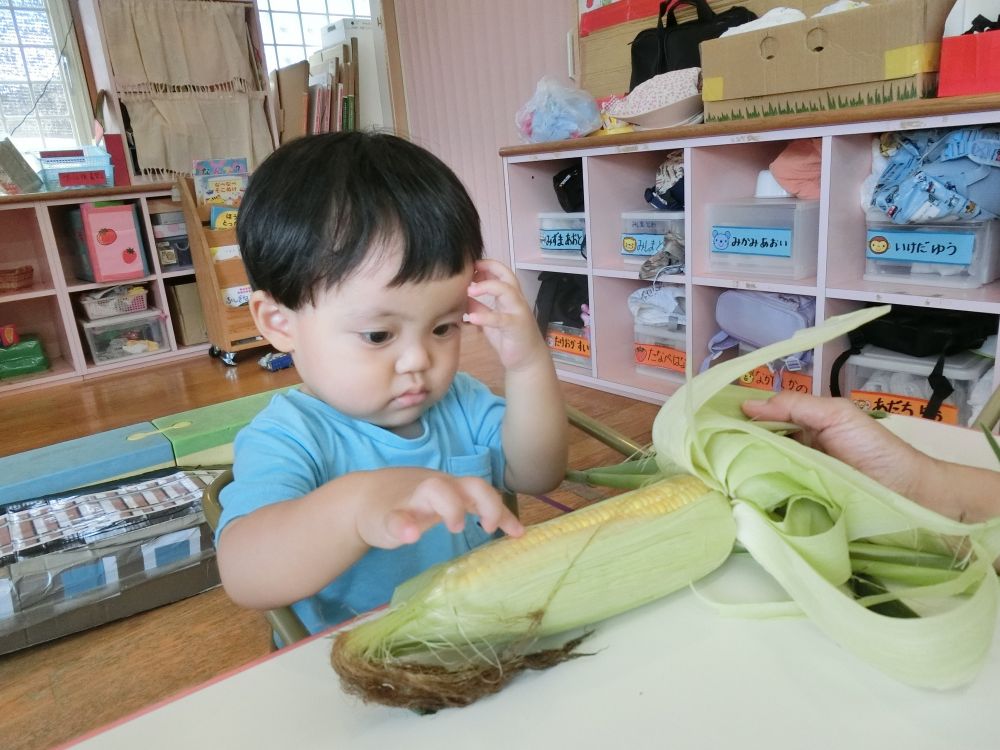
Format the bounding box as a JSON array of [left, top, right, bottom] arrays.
[[80, 287, 149, 320], [39, 146, 113, 191]]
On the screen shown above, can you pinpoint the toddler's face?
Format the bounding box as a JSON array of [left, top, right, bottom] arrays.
[[284, 252, 474, 435]]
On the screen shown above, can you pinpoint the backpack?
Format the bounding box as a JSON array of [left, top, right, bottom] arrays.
[[829, 306, 995, 420], [700, 291, 816, 388], [534, 272, 589, 336]]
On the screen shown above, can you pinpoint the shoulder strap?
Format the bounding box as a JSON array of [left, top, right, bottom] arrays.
[[829, 329, 866, 397], [923, 353, 955, 421]]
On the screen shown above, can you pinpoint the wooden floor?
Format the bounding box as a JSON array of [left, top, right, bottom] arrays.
[[0, 328, 660, 750]]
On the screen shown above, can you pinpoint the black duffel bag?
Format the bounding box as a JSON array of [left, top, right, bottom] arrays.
[[629, 0, 756, 91]]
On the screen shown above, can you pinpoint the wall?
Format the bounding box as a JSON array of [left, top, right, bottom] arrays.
[[393, 0, 579, 261]]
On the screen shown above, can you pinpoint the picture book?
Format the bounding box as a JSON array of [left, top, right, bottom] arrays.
[[194, 172, 249, 207], [0, 138, 42, 195], [191, 157, 248, 177], [210, 205, 239, 229]]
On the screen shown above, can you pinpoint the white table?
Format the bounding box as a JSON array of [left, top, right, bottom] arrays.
[[67, 416, 1000, 750]]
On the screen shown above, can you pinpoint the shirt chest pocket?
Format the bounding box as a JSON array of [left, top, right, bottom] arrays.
[[446, 447, 493, 483]]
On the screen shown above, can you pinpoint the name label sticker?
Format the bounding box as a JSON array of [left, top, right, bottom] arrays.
[[851, 390, 958, 425], [540, 228, 585, 253], [634, 342, 685, 372], [547, 330, 591, 358], [866, 228, 975, 266], [711, 225, 792, 258], [621, 233, 665, 257]]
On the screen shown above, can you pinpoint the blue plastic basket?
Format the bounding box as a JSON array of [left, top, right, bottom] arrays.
[[40, 146, 113, 191]]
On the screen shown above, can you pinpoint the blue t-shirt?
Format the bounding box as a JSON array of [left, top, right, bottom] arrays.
[[217, 372, 506, 633]]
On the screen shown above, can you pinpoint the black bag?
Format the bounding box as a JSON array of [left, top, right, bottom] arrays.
[[534, 272, 589, 336], [552, 161, 584, 213], [629, 0, 756, 92], [829, 306, 995, 420]]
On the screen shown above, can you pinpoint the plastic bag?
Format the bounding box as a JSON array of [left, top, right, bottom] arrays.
[[515, 77, 601, 144]]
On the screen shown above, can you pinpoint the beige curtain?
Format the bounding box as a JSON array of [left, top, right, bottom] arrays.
[[100, 0, 273, 176]]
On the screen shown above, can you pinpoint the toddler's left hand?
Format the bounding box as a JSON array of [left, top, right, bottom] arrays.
[[465, 259, 547, 372]]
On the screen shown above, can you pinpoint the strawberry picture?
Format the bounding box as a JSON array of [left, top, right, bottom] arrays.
[[634, 345, 648, 363], [122, 247, 138, 264]]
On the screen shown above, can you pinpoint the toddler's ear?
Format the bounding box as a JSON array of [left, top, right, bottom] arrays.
[[249, 290, 295, 352]]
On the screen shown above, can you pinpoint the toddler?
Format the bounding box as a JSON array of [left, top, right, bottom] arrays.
[[215, 132, 568, 634]]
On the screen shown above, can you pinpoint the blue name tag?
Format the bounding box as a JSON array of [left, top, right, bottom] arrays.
[[866, 228, 975, 266], [711, 226, 792, 258], [540, 228, 585, 253], [621, 232, 664, 256]]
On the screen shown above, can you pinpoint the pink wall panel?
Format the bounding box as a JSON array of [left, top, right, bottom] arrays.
[[394, 0, 578, 261]]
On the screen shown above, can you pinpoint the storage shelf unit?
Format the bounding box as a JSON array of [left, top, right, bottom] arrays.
[[0, 184, 207, 394], [501, 96, 1000, 410]]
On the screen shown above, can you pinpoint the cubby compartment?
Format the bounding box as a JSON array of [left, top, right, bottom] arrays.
[[0, 206, 55, 298], [46, 199, 154, 291], [506, 158, 588, 269], [690, 139, 819, 286], [0, 295, 78, 387], [586, 150, 685, 275], [592, 276, 685, 397]]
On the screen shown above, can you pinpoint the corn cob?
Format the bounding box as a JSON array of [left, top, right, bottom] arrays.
[[331, 473, 735, 710]]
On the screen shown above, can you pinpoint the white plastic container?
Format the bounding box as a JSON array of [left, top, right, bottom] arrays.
[[81, 308, 167, 364], [707, 199, 819, 279], [633, 322, 686, 381], [845, 345, 991, 425], [864, 219, 1000, 289], [538, 212, 586, 260], [620, 210, 684, 262]]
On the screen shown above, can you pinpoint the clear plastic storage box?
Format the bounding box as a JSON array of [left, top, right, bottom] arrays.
[[538, 212, 586, 260], [634, 322, 686, 381], [545, 323, 591, 367], [844, 345, 991, 425], [707, 199, 819, 279], [621, 211, 684, 262], [864, 219, 1000, 289], [81, 308, 168, 364]]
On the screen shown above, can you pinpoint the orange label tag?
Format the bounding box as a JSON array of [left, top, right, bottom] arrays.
[[738, 365, 778, 391], [547, 330, 591, 358], [634, 342, 686, 373], [850, 390, 959, 424], [781, 370, 813, 394]]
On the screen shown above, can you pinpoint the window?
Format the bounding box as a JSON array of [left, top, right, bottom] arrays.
[[257, 0, 371, 72], [0, 0, 92, 155]]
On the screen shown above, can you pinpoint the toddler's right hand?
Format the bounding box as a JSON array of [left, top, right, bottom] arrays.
[[357, 473, 524, 549]]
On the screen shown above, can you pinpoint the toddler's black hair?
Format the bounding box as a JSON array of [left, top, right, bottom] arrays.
[[237, 131, 483, 310]]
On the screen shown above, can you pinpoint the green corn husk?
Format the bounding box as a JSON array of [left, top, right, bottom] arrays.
[[653, 305, 1000, 689], [331, 474, 735, 710]]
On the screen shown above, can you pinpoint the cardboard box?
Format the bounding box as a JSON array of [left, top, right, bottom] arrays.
[[700, 0, 954, 122], [938, 28, 1000, 97], [168, 282, 208, 346]]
